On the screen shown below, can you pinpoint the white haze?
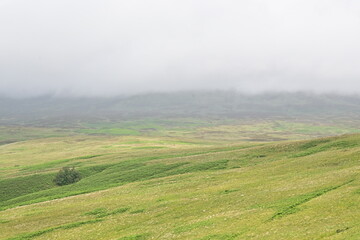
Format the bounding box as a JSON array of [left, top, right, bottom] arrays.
[[0, 0, 360, 97]]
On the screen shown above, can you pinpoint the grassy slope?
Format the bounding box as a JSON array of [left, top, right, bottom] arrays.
[[1, 134, 360, 239], [0, 126, 76, 145], [76, 118, 360, 141], [1, 117, 359, 146]]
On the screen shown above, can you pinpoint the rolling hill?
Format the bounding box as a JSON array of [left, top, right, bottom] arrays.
[[1, 133, 360, 239]]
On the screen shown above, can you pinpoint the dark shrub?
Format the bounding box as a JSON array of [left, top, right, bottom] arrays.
[[53, 167, 81, 186]]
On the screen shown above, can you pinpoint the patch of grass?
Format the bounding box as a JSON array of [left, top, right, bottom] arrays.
[[0, 126, 76, 144], [0, 144, 242, 208], [199, 233, 240, 240], [0, 219, 10, 224], [174, 220, 213, 234], [160, 159, 229, 177], [132, 146, 166, 149], [0, 145, 277, 210], [79, 128, 140, 136], [21, 154, 104, 172], [84, 207, 129, 218], [291, 138, 359, 158], [0, 164, 112, 205], [118, 234, 149, 240], [0, 161, 190, 210], [0, 174, 56, 202], [130, 209, 145, 214], [107, 207, 130, 216], [84, 208, 108, 217], [8, 219, 104, 240], [296, 139, 332, 151], [270, 179, 354, 220]]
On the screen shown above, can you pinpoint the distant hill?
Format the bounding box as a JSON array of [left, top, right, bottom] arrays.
[[1, 91, 360, 125]]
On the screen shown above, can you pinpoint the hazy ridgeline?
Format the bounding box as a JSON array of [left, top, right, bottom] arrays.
[[1, 91, 360, 126]]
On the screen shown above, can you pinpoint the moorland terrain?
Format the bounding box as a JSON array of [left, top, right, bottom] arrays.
[[1, 92, 360, 240]]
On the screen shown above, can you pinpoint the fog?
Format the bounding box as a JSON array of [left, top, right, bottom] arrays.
[[1, 0, 360, 98]]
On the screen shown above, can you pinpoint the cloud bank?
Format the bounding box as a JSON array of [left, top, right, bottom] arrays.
[[0, 0, 360, 97]]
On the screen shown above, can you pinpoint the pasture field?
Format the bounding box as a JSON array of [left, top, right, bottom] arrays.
[[1, 119, 360, 239], [0, 126, 75, 145], [76, 118, 360, 141], [2, 117, 359, 144]]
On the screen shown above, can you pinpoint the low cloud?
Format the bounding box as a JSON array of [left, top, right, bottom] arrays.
[[1, 0, 360, 97]]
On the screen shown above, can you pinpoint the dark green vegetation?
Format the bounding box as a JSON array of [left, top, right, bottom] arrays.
[[0, 174, 56, 202], [53, 167, 81, 186], [7, 219, 104, 240], [84, 207, 129, 218]]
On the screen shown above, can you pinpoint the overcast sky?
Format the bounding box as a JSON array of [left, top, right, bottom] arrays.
[[0, 0, 360, 97]]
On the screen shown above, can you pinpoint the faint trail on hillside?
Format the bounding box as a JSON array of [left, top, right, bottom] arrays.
[[269, 179, 355, 221]]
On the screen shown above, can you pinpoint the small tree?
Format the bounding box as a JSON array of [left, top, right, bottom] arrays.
[[54, 167, 81, 186]]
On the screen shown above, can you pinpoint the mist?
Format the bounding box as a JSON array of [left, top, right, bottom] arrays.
[[1, 0, 360, 98]]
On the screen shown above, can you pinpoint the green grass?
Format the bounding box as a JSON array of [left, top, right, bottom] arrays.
[[74, 118, 360, 142], [79, 128, 140, 136], [174, 220, 213, 234], [290, 137, 359, 158], [269, 179, 355, 220], [0, 126, 76, 145], [0, 173, 56, 202], [199, 233, 240, 240], [0, 145, 263, 211], [84, 207, 129, 218], [2, 127, 360, 239], [118, 234, 149, 240], [8, 219, 104, 240], [21, 155, 104, 172]]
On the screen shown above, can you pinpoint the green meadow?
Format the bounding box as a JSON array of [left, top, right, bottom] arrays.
[[1, 119, 360, 239]]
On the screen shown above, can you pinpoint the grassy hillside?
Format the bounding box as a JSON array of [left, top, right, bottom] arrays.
[[1, 134, 360, 239], [1, 117, 359, 146]]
